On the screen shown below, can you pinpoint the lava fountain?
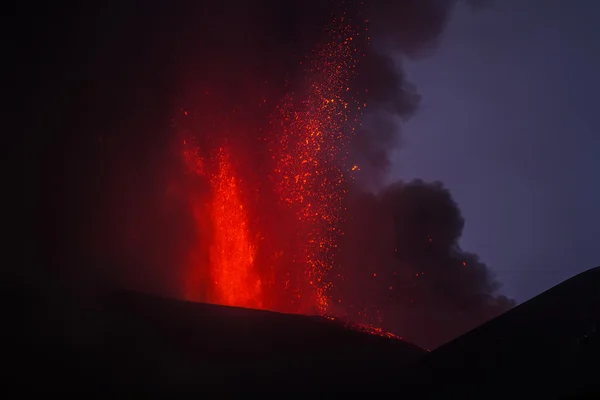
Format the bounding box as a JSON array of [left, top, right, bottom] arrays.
[[177, 9, 366, 315]]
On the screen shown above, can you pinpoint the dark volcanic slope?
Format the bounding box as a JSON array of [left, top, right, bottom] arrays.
[[104, 291, 426, 391], [16, 267, 598, 394], [411, 266, 600, 397], [18, 284, 425, 393]]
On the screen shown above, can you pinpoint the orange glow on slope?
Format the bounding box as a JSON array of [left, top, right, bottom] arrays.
[[209, 147, 262, 308]]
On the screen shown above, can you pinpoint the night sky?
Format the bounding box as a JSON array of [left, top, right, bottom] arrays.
[[391, 0, 600, 302]]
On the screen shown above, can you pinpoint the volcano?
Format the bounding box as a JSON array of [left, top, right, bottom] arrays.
[[17, 0, 598, 395]]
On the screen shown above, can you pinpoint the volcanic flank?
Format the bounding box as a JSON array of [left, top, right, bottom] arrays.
[[15, 267, 598, 394], [29, 0, 514, 349]]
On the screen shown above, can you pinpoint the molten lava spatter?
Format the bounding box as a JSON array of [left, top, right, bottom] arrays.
[[271, 18, 364, 313], [177, 8, 368, 315]]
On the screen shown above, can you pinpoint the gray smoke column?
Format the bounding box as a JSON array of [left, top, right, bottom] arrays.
[[350, 0, 460, 188], [332, 0, 516, 348]]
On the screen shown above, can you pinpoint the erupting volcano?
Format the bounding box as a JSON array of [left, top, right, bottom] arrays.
[[46, 0, 516, 349]]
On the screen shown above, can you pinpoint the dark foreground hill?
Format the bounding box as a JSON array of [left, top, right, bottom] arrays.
[[410, 266, 600, 397], [17, 280, 425, 393], [15, 266, 599, 395]]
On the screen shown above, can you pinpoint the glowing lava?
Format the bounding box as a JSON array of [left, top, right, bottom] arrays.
[[177, 9, 367, 315], [181, 140, 262, 309], [209, 147, 262, 308]]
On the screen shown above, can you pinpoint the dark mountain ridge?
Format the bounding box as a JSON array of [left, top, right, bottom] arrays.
[[14, 266, 599, 395]]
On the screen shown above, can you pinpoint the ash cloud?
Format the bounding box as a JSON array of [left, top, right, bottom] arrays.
[[351, 0, 458, 188], [336, 0, 515, 347], [330, 181, 516, 348]]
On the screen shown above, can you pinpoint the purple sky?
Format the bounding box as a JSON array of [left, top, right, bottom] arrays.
[[390, 0, 600, 302]]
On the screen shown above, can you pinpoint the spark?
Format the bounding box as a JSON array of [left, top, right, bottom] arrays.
[[271, 18, 363, 313]]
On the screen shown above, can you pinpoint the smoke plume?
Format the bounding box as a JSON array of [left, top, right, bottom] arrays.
[[26, 0, 514, 349], [330, 180, 516, 348]]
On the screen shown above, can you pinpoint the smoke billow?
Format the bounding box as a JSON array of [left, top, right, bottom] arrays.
[[27, 0, 514, 348], [332, 1, 514, 347], [330, 180, 516, 348]]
